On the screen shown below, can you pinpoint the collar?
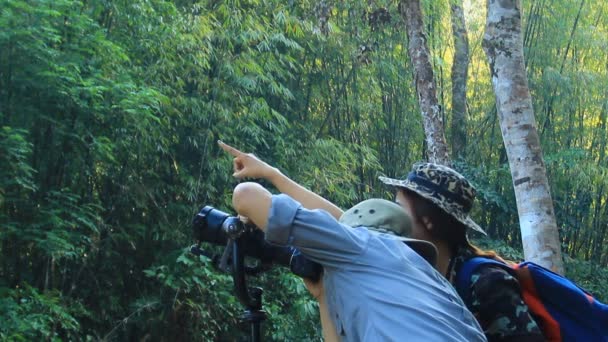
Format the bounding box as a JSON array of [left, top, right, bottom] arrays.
[[447, 246, 477, 284]]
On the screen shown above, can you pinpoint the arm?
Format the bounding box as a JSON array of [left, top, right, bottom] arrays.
[[318, 292, 340, 342], [264, 193, 368, 267], [234, 184, 343, 341], [267, 169, 344, 219], [304, 278, 339, 342], [232, 182, 367, 265], [219, 141, 344, 219]]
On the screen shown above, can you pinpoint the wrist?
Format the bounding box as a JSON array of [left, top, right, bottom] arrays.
[[265, 166, 281, 182]]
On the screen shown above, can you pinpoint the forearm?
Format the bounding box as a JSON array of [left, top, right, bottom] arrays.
[[318, 295, 340, 342], [268, 169, 344, 220], [218, 141, 343, 219]]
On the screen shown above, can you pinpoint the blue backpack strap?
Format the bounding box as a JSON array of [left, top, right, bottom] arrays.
[[454, 257, 514, 303]]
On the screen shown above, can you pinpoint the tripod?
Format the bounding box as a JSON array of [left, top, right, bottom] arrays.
[[191, 238, 267, 342], [231, 238, 267, 342], [190, 205, 322, 341]]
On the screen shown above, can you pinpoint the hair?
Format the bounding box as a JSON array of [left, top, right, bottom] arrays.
[[401, 189, 506, 262]]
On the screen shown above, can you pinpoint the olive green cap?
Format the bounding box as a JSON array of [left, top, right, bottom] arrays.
[[340, 199, 437, 266]]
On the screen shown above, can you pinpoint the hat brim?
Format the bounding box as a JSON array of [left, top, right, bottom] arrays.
[[379, 176, 487, 235]]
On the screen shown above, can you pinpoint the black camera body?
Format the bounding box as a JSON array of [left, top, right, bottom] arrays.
[[192, 206, 322, 281]]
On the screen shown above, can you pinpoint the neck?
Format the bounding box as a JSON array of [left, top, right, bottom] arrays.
[[433, 239, 455, 277]]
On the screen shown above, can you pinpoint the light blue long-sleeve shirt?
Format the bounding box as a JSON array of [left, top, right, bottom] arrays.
[[265, 194, 486, 342]]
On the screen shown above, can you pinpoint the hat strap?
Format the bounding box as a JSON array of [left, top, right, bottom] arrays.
[[407, 172, 472, 212]]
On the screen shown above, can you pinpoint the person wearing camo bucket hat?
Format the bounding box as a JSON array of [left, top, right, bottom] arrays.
[[379, 162, 486, 235], [380, 162, 544, 342]]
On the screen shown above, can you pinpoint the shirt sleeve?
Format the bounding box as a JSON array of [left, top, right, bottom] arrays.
[[468, 265, 544, 342], [265, 194, 370, 267]]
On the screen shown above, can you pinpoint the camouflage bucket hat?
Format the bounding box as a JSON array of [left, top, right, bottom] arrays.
[[379, 162, 486, 235], [340, 199, 437, 266]]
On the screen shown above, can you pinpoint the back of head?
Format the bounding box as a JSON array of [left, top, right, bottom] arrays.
[[339, 198, 413, 237], [339, 199, 437, 266], [403, 189, 504, 261], [403, 189, 469, 247]]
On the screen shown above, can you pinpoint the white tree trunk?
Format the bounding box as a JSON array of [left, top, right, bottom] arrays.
[[483, 0, 564, 274], [400, 0, 451, 165]]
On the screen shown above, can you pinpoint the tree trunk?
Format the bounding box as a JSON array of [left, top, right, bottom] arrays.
[[400, 0, 450, 165], [483, 0, 564, 274], [450, 0, 469, 159], [314, 1, 332, 35]]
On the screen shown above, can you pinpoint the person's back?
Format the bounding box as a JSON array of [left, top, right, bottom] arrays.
[[323, 228, 484, 341], [265, 194, 486, 341], [380, 162, 545, 341]]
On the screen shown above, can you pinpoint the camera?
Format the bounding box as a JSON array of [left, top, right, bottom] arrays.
[[192, 206, 322, 281]]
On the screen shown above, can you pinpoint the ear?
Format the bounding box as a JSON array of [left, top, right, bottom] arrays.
[[421, 216, 434, 231]]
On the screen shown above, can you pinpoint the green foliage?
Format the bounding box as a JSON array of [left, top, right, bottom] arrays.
[[132, 251, 243, 341], [0, 0, 606, 339], [0, 127, 37, 206], [473, 238, 524, 262], [564, 256, 608, 302], [0, 285, 84, 341]]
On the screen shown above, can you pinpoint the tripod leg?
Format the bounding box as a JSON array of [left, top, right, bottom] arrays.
[[251, 320, 261, 342]]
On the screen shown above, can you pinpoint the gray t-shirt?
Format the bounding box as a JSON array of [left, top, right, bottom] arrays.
[[266, 194, 486, 342]]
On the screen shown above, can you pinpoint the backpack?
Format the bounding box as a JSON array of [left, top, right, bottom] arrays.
[[455, 257, 608, 342]]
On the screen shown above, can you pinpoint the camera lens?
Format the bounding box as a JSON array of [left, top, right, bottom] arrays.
[[191, 205, 322, 281], [192, 206, 229, 245]]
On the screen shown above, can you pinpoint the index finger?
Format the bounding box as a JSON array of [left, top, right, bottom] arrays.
[[218, 140, 244, 157]]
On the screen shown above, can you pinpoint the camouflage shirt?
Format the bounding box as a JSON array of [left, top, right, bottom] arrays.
[[448, 247, 545, 342]]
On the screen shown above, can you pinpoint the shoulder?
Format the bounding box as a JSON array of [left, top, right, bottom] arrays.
[[467, 263, 543, 340], [470, 263, 518, 290], [467, 262, 524, 310], [453, 255, 517, 293]]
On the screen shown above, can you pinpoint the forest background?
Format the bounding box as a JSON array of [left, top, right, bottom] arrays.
[[1, 0, 607, 340]]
